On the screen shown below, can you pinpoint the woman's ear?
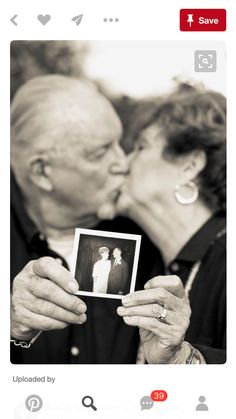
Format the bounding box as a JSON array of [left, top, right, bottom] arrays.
[[28, 154, 53, 192], [181, 150, 207, 182]]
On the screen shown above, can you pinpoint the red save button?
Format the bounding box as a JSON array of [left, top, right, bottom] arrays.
[[180, 9, 226, 31]]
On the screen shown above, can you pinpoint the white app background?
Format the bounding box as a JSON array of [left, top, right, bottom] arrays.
[[1, 0, 235, 417]]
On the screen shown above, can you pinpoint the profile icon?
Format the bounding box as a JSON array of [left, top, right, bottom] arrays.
[[196, 395, 208, 411]]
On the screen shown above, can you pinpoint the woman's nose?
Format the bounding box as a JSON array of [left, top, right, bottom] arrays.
[[110, 144, 130, 175]]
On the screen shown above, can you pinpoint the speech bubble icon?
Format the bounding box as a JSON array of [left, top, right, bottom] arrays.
[[140, 396, 154, 410]]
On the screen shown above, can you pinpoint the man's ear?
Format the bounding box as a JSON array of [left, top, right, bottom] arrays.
[[28, 155, 53, 192], [180, 150, 207, 182]]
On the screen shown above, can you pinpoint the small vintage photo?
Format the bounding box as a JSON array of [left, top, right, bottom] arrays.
[[71, 229, 141, 299]]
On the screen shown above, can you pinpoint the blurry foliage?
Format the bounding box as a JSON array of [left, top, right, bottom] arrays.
[[10, 41, 89, 100]]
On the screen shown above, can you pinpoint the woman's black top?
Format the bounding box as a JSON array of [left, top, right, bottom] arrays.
[[150, 214, 226, 364]]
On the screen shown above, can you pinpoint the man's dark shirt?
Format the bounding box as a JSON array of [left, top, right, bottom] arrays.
[[10, 174, 156, 364], [11, 174, 226, 364]]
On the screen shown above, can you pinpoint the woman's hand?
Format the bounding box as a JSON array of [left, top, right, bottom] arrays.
[[117, 275, 191, 364]]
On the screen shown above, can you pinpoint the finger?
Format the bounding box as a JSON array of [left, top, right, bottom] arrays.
[[122, 287, 186, 312], [26, 279, 87, 315], [24, 296, 87, 325], [117, 303, 183, 326], [123, 316, 185, 347], [14, 306, 69, 332], [123, 315, 173, 335], [32, 257, 79, 294], [144, 275, 185, 298]]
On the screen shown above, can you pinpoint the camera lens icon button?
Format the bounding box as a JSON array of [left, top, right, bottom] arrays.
[[195, 50, 217, 72], [25, 395, 43, 412]]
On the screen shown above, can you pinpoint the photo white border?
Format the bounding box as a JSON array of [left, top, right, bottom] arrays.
[[71, 228, 141, 299]]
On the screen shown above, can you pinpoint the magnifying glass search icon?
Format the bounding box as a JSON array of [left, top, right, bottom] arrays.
[[82, 395, 97, 411]]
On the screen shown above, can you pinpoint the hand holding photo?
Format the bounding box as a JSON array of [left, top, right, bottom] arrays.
[[71, 229, 141, 299]]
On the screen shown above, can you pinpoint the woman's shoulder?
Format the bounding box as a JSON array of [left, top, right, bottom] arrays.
[[202, 229, 226, 275], [212, 228, 226, 252], [94, 260, 100, 266], [204, 215, 226, 258]]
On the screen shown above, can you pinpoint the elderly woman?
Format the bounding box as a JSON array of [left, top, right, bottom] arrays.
[[92, 246, 111, 293], [116, 84, 226, 364]]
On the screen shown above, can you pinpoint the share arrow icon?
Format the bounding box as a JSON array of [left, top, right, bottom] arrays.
[[10, 14, 18, 26], [71, 14, 83, 26]]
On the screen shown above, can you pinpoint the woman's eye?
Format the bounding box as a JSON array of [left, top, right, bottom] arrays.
[[135, 141, 147, 151], [138, 144, 145, 150]]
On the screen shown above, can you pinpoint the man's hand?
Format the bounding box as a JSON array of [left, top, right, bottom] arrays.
[[117, 275, 191, 364], [11, 257, 87, 342]]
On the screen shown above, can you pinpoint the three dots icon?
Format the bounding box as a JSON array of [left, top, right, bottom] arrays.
[[103, 18, 119, 23]]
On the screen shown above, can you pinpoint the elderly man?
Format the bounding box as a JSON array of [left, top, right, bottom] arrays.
[[10, 75, 135, 363]]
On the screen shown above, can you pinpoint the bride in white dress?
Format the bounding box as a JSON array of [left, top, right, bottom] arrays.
[[92, 246, 111, 293]]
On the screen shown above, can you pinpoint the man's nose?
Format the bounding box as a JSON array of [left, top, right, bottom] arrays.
[[109, 144, 129, 175]]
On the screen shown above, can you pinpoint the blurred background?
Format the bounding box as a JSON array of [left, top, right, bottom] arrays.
[[11, 40, 226, 152]]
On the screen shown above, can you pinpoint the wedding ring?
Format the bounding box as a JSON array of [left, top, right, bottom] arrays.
[[158, 307, 168, 322]]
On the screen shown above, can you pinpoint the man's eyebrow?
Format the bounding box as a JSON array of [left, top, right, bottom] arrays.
[[84, 141, 113, 154]]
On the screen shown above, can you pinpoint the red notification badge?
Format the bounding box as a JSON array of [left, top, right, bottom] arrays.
[[151, 390, 168, 402]]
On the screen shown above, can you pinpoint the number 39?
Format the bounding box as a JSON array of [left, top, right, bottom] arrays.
[[151, 390, 168, 402]]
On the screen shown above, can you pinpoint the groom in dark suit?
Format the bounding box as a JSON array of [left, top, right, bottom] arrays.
[[107, 247, 129, 295]]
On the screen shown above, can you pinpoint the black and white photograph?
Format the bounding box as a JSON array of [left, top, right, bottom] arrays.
[[10, 40, 226, 364], [71, 229, 141, 299]]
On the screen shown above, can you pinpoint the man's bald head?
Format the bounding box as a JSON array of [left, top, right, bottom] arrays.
[[11, 75, 122, 171]]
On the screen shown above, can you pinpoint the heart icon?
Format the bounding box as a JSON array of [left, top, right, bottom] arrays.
[[37, 14, 51, 25]]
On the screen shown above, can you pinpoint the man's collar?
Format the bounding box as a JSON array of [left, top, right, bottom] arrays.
[[172, 214, 226, 264]]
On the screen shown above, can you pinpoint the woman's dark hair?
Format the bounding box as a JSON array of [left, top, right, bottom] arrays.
[[128, 83, 226, 213]]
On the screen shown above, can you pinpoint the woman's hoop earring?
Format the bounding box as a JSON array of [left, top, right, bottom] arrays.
[[174, 181, 199, 205]]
